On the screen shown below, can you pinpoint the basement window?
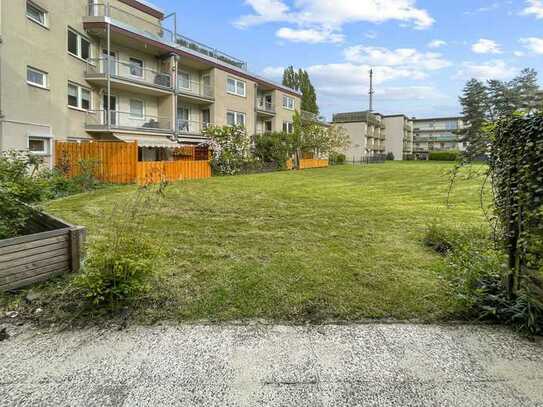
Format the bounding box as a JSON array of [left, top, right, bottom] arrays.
[[28, 137, 49, 155]]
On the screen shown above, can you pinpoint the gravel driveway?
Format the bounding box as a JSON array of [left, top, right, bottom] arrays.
[[1, 323, 542, 406]]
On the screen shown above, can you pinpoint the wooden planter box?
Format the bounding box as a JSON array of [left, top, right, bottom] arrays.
[[0, 211, 85, 291]]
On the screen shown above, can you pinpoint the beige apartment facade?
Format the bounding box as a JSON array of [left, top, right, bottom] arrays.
[[331, 111, 386, 162], [0, 0, 301, 165], [382, 115, 414, 160], [412, 116, 465, 159]]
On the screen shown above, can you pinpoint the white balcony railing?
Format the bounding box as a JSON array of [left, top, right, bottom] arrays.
[[86, 58, 172, 89], [177, 120, 212, 135], [257, 98, 274, 113], [86, 110, 172, 132], [176, 78, 214, 98]]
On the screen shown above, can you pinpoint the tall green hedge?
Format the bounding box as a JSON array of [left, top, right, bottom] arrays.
[[428, 150, 460, 161]]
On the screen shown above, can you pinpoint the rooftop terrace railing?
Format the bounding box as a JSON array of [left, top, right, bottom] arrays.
[[88, 3, 248, 71]]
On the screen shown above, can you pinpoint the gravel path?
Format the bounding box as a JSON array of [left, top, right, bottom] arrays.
[[1, 323, 542, 406]]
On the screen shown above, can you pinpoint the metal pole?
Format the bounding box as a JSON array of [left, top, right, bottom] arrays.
[[369, 68, 374, 112], [106, 18, 111, 129]]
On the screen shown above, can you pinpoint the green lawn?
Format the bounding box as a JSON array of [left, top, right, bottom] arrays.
[[9, 162, 488, 323]]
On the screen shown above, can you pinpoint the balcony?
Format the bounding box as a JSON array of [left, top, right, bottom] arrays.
[[176, 78, 214, 104], [177, 120, 211, 136], [87, 4, 247, 71], [86, 58, 172, 96], [256, 98, 275, 116], [86, 110, 173, 134]]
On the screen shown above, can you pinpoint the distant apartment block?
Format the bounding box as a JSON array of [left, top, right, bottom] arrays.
[[332, 111, 386, 161], [412, 117, 465, 159], [0, 0, 301, 165], [382, 115, 414, 160]]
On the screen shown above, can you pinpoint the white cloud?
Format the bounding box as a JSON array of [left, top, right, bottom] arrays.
[[428, 39, 447, 48], [521, 0, 543, 19], [235, 0, 434, 43], [261, 66, 285, 79], [520, 37, 543, 54], [471, 39, 502, 54], [276, 27, 344, 43], [344, 46, 451, 70], [455, 60, 517, 80], [514, 51, 526, 57]]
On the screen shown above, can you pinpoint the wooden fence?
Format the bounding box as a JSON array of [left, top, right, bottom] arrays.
[[55, 141, 137, 184], [299, 159, 329, 169], [136, 161, 212, 185], [0, 211, 85, 291], [55, 141, 211, 185]]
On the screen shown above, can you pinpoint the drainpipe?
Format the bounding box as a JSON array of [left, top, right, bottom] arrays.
[[106, 0, 111, 130], [172, 54, 178, 140]]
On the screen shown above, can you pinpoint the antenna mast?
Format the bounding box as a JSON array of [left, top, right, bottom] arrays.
[[369, 68, 375, 112]]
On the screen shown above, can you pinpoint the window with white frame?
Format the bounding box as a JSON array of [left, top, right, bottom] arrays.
[[130, 99, 145, 118], [226, 77, 246, 97], [26, 1, 47, 27], [178, 71, 191, 89], [282, 95, 295, 110], [129, 58, 144, 77], [283, 121, 294, 134], [227, 111, 246, 127], [28, 137, 49, 155], [68, 82, 91, 110], [27, 66, 48, 88], [67, 28, 91, 60]]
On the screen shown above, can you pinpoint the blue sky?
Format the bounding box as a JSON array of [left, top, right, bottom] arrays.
[[152, 0, 543, 120]]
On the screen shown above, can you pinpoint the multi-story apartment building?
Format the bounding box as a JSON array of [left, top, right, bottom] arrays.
[[382, 114, 414, 160], [412, 116, 465, 159], [0, 0, 301, 165], [331, 111, 386, 161]]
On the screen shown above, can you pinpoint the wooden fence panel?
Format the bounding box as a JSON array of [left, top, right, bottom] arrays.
[[136, 161, 211, 185], [55, 141, 137, 184], [299, 159, 329, 170]]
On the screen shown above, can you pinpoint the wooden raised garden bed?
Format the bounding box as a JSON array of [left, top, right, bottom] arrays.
[[0, 211, 85, 291]]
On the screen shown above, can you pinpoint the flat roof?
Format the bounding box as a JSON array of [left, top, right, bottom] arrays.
[[413, 116, 463, 122]]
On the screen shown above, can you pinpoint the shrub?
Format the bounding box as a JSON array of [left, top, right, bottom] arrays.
[[253, 132, 293, 168], [429, 150, 460, 161], [73, 189, 164, 308], [426, 224, 543, 335], [203, 125, 252, 175], [329, 152, 346, 165], [386, 152, 395, 161]]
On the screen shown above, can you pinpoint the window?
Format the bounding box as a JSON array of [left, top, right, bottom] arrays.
[[28, 137, 48, 154], [178, 71, 191, 89], [283, 121, 294, 134], [227, 111, 246, 127], [26, 1, 47, 26], [265, 120, 273, 133], [129, 58, 144, 77], [68, 82, 91, 110], [27, 66, 47, 88], [226, 77, 246, 97], [68, 29, 91, 61], [130, 99, 145, 118], [282, 95, 295, 110]]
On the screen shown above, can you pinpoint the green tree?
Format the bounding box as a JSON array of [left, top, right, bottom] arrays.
[[458, 78, 490, 158], [282, 66, 319, 115], [511, 68, 539, 112]]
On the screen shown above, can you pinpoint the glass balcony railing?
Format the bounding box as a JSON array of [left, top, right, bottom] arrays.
[[177, 78, 214, 98], [86, 58, 172, 88], [86, 110, 172, 132], [177, 120, 212, 135], [257, 98, 275, 113], [88, 3, 247, 71]]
